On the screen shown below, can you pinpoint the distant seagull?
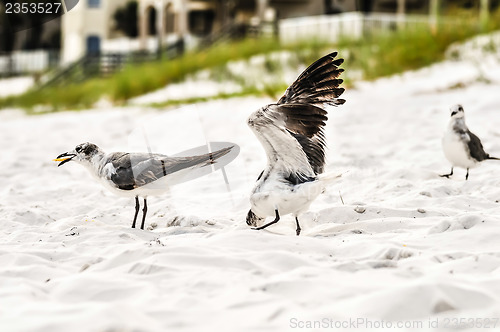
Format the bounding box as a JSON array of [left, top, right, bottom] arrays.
[[54, 142, 235, 230], [441, 104, 499, 180], [246, 52, 345, 235]]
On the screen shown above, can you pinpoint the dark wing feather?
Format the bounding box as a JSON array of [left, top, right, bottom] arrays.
[[248, 52, 344, 175], [277, 104, 328, 137], [109, 153, 136, 190], [287, 130, 326, 174], [278, 52, 345, 107], [109, 147, 233, 190], [278, 52, 345, 174], [467, 130, 489, 162]]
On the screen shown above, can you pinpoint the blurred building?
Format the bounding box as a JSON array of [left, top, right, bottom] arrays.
[[2, 0, 497, 75], [61, 0, 130, 64], [133, 0, 432, 51], [136, 0, 330, 48], [55, 0, 500, 64], [351, 0, 428, 14], [61, 0, 339, 63]]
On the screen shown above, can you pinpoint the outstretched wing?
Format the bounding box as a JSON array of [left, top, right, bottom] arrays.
[[278, 51, 345, 107], [247, 52, 345, 175], [107, 147, 233, 190]]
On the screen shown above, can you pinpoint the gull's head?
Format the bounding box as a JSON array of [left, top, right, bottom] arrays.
[[246, 209, 264, 227], [53, 142, 101, 167], [450, 104, 465, 119]]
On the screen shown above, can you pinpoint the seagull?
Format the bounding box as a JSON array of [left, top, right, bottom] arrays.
[[54, 142, 234, 230], [441, 104, 499, 180], [246, 52, 345, 236]]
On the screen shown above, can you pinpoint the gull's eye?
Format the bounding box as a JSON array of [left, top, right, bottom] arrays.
[[458, 106, 464, 112], [75, 146, 82, 153]]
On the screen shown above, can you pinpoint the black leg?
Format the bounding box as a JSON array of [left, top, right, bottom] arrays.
[[295, 217, 301, 236], [131, 196, 140, 228], [466, 168, 469, 180], [140, 198, 148, 230], [252, 209, 280, 231], [440, 167, 454, 178]]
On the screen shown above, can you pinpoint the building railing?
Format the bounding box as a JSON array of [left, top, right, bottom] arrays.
[[0, 50, 59, 77], [279, 12, 447, 44], [39, 39, 184, 88]]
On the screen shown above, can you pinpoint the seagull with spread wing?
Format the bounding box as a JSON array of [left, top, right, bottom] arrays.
[[246, 52, 345, 236]]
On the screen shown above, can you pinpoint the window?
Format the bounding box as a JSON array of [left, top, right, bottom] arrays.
[[88, 0, 100, 8]]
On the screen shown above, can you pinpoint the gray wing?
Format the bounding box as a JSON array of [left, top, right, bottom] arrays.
[[107, 147, 232, 190], [248, 52, 345, 175], [467, 130, 489, 162]]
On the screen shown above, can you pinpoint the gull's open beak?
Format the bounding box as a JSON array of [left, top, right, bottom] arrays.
[[53, 152, 76, 167]]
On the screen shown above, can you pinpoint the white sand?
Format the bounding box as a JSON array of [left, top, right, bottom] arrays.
[[0, 76, 34, 98], [2, 39, 500, 331]]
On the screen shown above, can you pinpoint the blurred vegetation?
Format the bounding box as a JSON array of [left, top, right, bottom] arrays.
[[110, 38, 313, 101], [0, 38, 326, 112], [339, 7, 500, 80], [1, 8, 500, 112]]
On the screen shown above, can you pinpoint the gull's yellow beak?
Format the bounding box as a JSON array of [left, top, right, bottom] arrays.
[[53, 152, 76, 167]]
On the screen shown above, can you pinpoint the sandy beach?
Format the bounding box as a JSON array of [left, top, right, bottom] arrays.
[[1, 35, 500, 331]]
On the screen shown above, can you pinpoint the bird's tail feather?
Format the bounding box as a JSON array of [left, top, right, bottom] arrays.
[[146, 146, 235, 188], [191, 146, 234, 168], [206, 146, 233, 163]]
